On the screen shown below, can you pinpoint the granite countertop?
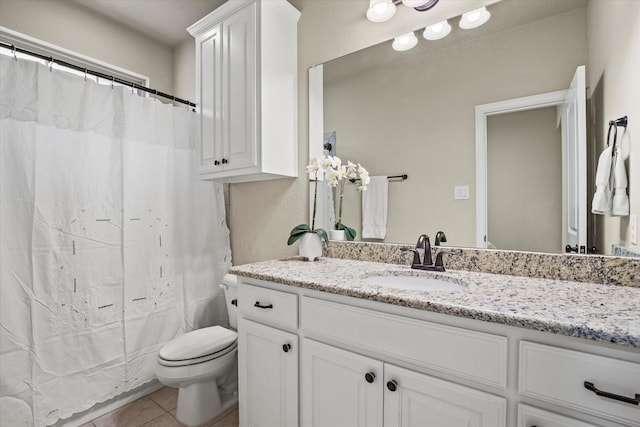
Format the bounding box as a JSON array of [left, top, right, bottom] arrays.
[[229, 257, 640, 349]]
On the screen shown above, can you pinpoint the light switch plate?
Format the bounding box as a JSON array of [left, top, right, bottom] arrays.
[[631, 214, 638, 245], [454, 185, 469, 200]]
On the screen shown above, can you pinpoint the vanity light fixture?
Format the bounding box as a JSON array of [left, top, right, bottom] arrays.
[[459, 6, 491, 29], [423, 20, 451, 40], [366, 0, 397, 23], [386, 5, 490, 52], [392, 32, 419, 51]]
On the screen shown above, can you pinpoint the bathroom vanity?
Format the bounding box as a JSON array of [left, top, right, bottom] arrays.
[[230, 257, 640, 427]]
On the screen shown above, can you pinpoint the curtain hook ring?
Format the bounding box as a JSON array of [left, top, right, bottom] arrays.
[[111, 76, 115, 89], [49, 57, 54, 71], [12, 45, 17, 61], [131, 81, 135, 95], [84, 68, 87, 82]]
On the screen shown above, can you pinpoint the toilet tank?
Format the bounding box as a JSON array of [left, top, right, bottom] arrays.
[[221, 274, 239, 330]]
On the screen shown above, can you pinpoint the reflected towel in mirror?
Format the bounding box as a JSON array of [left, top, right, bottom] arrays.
[[362, 176, 388, 239]]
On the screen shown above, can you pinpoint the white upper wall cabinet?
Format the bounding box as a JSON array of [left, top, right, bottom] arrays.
[[188, 0, 300, 182]]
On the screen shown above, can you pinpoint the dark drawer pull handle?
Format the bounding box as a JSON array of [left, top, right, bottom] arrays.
[[254, 301, 273, 309], [584, 381, 640, 406], [282, 343, 292, 353], [387, 380, 398, 392], [231, 299, 237, 306]]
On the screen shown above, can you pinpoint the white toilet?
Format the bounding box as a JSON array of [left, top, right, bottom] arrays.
[[156, 274, 239, 426]]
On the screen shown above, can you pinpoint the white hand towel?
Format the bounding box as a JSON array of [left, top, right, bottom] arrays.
[[612, 150, 629, 216], [362, 176, 388, 239], [591, 146, 613, 215]]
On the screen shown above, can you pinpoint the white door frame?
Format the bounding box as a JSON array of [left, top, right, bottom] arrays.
[[475, 90, 567, 248]]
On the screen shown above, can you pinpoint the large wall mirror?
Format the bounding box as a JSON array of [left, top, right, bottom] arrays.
[[309, 0, 629, 255]]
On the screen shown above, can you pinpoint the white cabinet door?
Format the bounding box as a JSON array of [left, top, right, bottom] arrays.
[[302, 339, 383, 427], [221, 2, 256, 172], [196, 23, 223, 174], [238, 319, 298, 427], [189, 0, 298, 182], [384, 364, 506, 427]]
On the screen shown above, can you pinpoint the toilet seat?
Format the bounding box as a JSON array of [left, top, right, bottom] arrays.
[[158, 326, 238, 367]]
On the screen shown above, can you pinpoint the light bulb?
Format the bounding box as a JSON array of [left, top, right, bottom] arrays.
[[366, 0, 396, 23], [423, 20, 451, 40], [402, 0, 431, 7], [459, 7, 490, 29], [392, 32, 418, 51]]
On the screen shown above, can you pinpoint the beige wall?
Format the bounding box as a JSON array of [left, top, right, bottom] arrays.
[[323, 7, 587, 247], [487, 107, 562, 253], [588, 0, 640, 254], [0, 0, 174, 93]]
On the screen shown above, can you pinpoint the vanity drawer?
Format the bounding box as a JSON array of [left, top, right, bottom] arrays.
[[301, 297, 507, 388], [519, 341, 640, 426], [238, 284, 298, 330], [517, 404, 599, 427]]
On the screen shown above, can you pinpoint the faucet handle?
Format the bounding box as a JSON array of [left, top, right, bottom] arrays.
[[400, 247, 421, 266], [434, 249, 462, 270]]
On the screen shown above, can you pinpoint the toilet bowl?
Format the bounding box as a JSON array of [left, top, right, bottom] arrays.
[[156, 274, 239, 426]]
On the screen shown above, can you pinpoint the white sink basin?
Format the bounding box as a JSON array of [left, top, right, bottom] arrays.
[[364, 275, 465, 292]]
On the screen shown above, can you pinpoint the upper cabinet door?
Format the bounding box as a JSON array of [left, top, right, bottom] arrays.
[[222, 3, 256, 172], [384, 364, 506, 427], [196, 24, 223, 174], [188, 0, 299, 183], [301, 339, 383, 427]]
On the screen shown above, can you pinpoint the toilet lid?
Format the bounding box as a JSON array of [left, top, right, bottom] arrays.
[[159, 326, 237, 362]]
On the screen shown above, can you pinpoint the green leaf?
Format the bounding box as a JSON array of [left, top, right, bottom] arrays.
[[344, 226, 356, 241], [336, 223, 357, 241], [287, 224, 311, 245], [314, 228, 329, 245], [290, 224, 311, 234], [287, 232, 307, 245]]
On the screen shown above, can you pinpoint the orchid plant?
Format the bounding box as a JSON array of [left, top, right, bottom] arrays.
[[288, 155, 370, 246], [326, 158, 370, 241], [287, 156, 334, 246]]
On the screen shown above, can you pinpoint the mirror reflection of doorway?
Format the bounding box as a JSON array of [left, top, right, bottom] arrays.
[[487, 107, 562, 253]]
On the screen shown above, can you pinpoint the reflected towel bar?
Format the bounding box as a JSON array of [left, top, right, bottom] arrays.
[[350, 174, 408, 183]]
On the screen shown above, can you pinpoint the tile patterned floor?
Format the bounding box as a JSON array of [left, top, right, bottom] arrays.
[[79, 387, 238, 427]]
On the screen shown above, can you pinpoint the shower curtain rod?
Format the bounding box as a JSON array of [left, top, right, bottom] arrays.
[[0, 41, 196, 109]]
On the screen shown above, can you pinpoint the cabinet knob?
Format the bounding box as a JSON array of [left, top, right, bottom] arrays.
[[282, 343, 292, 353], [365, 372, 376, 383], [221, 158, 228, 164], [386, 380, 398, 392], [214, 160, 220, 165]]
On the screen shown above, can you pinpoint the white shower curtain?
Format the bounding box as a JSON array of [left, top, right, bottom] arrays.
[[0, 55, 232, 426]]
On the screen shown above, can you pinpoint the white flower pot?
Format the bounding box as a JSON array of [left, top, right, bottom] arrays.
[[329, 229, 346, 241], [299, 232, 323, 261]]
